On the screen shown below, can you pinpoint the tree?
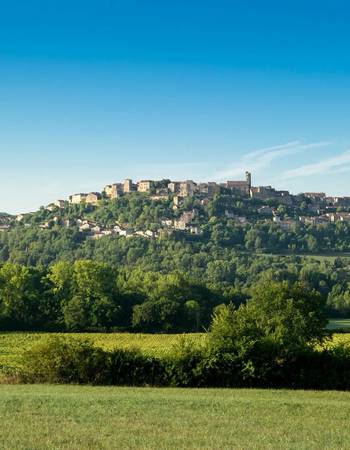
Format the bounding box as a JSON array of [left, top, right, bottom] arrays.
[[0, 263, 47, 329], [132, 298, 182, 332], [49, 260, 121, 331], [209, 281, 328, 359], [184, 300, 201, 331]]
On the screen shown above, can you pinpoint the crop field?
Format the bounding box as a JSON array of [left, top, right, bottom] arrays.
[[1, 330, 350, 375], [0, 332, 205, 374], [327, 318, 350, 331], [0, 385, 350, 449]]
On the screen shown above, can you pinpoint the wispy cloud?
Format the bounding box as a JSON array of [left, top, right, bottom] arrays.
[[209, 140, 330, 181], [281, 150, 350, 179]]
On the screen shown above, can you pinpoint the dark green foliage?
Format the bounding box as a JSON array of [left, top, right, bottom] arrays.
[[49, 260, 122, 331], [2, 194, 350, 329], [15, 278, 350, 389], [19, 334, 350, 390], [21, 337, 165, 386], [108, 349, 165, 386], [0, 255, 349, 331], [132, 299, 182, 332], [0, 263, 54, 330], [4, 193, 350, 268], [0, 260, 224, 332], [209, 282, 328, 357], [164, 337, 206, 387], [21, 337, 110, 384], [1, 193, 350, 318], [206, 281, 329, 385]]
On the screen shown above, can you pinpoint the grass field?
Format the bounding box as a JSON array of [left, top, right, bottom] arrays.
[[256, 252, 350, 262], [0, 385, 349, 449], [327, 318, 350, 331]]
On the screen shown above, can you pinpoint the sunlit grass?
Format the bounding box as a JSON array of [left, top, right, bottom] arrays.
[[0, 385, 350, 449]]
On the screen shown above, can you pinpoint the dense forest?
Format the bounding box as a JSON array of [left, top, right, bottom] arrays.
[[0, 255, 349, 333]]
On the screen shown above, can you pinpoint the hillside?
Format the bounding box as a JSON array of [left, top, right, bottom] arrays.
[[2, 186, 350, 324], [3, 188, 350, 265]]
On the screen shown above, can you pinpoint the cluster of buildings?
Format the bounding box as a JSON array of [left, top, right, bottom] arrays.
[[60, 172, 292, 206], [274, 212, 350, 231], [64, 173, 253, 206], [7, 172, 350, 238], [30, 214, 200, 240], [64, 172, 350, 208], [76, 220, 159, 240]]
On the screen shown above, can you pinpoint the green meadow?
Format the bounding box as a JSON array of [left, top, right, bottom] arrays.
[[0, 385, 350, 449], [327, 318, 350, 331]]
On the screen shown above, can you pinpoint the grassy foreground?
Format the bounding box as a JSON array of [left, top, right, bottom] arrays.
[[0, 385, 349, 449]]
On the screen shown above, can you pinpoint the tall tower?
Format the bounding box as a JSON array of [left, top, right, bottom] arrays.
[[245, 171, 252, 189], [123, 179, 133, 193]]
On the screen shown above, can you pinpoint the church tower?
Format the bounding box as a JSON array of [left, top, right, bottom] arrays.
[[245, 171, 252, 189]]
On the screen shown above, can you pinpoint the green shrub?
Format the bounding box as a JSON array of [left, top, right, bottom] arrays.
[[109, 349, 165, 386], [282, 345, 350, 390], [21, 337, 110, 384], [18, 331, 350, 390], [164, 337, 205, 387], [21, 336, 166, 386]]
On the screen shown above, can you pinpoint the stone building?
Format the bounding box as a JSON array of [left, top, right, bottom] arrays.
[[123, 179, 136, 193], [197, 182, 220, 197], [45, 200, 65, 210], [277, 190, 293, 205], [137, 180, 153, 193], [173, 195, 184, 209], [327, 213, 350, 222], [226, 171, 251, 195], [250, 186, 292, 204], [250, 186, 276, 199], [168, 181, 181, 193], [273, 217, 296, 230], [179, 180, 196, 197], [69, 193, 87, 204], [54, 200, 66, 208], [104, 183, 123, 199], [327, 196, 350, 207], [208, 182, 221, 196], [168, 180, 196, 196], [86, 192, 102, 204], [174, 210, 197, 229], [0, 224, 10, 232]]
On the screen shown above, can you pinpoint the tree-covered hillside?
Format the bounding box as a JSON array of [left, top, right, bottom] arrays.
[[1, 192, 350, 325], [3, 192, 350, 267]]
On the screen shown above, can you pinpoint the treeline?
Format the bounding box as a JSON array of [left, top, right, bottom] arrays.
[[19, 282, 350, 390], [0, 261, 223, 332], [0, 258, 350, 333]]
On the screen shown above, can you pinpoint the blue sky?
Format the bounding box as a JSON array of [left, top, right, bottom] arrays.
[[1, 0, 350, 213]]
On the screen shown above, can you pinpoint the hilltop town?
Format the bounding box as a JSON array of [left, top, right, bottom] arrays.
[[2, 172, 350, 241]]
